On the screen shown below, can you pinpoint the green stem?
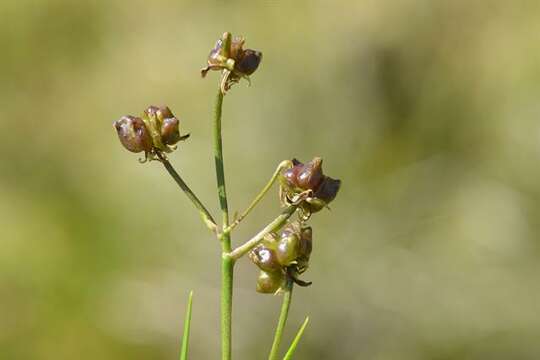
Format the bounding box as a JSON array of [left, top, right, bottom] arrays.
[[221, 253, 234, 360], [268, 280, 294, 360], [179, 291, 193, 360], [229, 206, 297, 261], [225, 160, 293, 234], [158, 154, 217, 231], [213, 89, 234, 360]]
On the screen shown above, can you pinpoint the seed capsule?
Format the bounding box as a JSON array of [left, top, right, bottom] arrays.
[[114, 115, 153, 153], [256, 270, 285, 294], [276, 232, 300, 266], [296, 226, 313, 273], [201, 32, 262, 93], [314, 177, 341, 205], [249, 245, 281, 272], [298, 226, 313, 260], [280, 157, 341, 213], [234, 49, 262, 76], [281, 157, 324, 192]]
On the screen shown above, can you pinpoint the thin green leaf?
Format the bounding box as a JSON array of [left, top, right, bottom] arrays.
[[179, 291, 194, 360], [282, 317, 309, 360]]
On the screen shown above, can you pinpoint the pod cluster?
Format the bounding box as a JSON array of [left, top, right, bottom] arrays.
[[113, 105, 189, 162], [201, 32, 262, 93], [279, 157, 341, 215], [249, 221, 313, 294], [248, 157, 341, 294]]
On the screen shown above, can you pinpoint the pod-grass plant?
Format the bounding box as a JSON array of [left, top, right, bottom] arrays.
[[113, 32, 341, 360]]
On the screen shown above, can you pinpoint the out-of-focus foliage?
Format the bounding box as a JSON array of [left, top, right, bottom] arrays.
[[2, 0, 540, 359]]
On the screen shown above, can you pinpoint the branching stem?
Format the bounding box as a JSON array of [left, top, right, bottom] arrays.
[[157, 153, 217, 232], [225, 160, 293, 234], [229, 205, 297, 261]]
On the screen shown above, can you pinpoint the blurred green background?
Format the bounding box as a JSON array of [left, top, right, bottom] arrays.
[[2, 0, 540, 359]]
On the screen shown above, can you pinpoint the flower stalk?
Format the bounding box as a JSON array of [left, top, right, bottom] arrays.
[[225, 160, 293, 234], [268, 279, 294, 360], [113, 31, 340, 360], [156, 152, 217, 231]]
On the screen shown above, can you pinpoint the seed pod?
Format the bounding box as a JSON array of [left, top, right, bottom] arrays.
[[298, 226, 313, 262], [143, 105, 160, 120], [160, 117, 181, 145], [235, 49, 262, 76], [114, 116, 153, 153], [249, 245, 281, 272], [256, 270, 285, 294], [144, 105, 172, 126], [307, 176, 342, 212], [281, 160, 303, 190], [281, 157, 324, 191], [201, 32, 261, 92], [280, 157, 341, 212], [156, 105, 174, 121], [314, 176, 341, 204], [276, 231, 300, 266], [297, 157, 324, 190]]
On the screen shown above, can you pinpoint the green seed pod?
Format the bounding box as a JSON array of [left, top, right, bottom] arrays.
[[256, 270, 285, 294], [276, 231, 300, 266], [114, 115, 153, 153], [249, 245, 281, 272]]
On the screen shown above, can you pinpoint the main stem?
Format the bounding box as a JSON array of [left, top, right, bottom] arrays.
[[268, 280, 294, 360], [213, 90, 234, 360]]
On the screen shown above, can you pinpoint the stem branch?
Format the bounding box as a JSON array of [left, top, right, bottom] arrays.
[[158, 153, 217, 231], [229, 205, 297, 261], [225, 160, 292, 234]]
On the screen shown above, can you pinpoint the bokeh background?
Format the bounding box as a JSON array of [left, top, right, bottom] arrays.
[[2, 0, 540, 359]]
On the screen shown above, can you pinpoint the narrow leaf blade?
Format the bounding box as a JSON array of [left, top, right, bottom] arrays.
[[179, 291, 194, 360], [283, 316, 309, 360]]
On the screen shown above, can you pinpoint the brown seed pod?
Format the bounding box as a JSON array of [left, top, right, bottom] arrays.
[[234, 49, 262, 76], [114, 115, 153, 153]]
